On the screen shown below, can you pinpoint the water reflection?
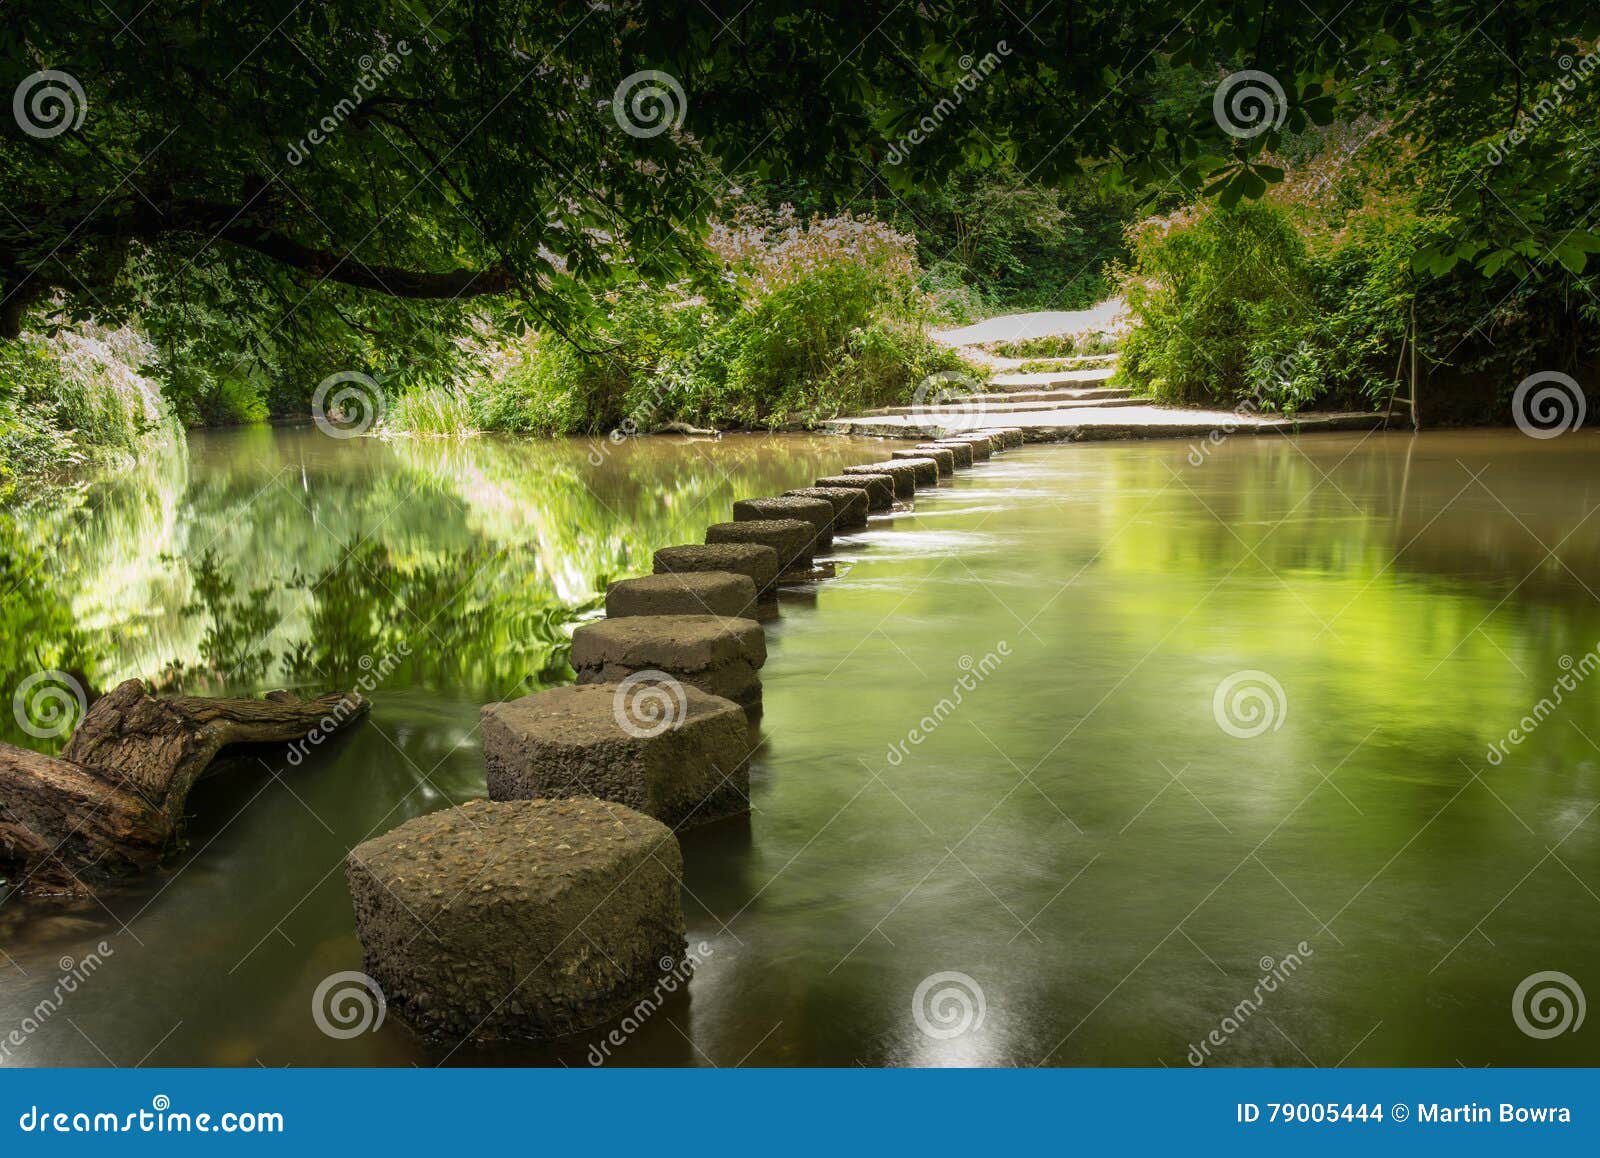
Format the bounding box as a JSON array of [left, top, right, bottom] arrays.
[[3, 427, 1600, 1068]]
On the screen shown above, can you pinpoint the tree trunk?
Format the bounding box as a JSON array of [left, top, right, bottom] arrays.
[[0, 680, 369, 899]]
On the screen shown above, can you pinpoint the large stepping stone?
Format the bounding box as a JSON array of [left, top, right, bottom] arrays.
[[346, 797, 686, 1042], [815, 474, 893, 512], [606, 571, 758, 620], [887, 453, 941, 486], [929, 440, 973, 468], [705, 518, 815, 573], [940, 435, 992, 461], [732, 496, 833, 552], [843, 462, 917, 499], [483, 683, 749, 827], [784, 486, 869, 530], [909, 446, 957, 477], [571, 614, 767, 715], [653, 542, 780, 599]]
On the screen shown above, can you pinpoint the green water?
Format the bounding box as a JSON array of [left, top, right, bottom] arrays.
[[2, 426, 1599, 1066]]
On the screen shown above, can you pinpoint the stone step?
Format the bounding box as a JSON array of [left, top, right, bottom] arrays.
[[989, 366, 1119, 389], [821, 408, 1388, 442]]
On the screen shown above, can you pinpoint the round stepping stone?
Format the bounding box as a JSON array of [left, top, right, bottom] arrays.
[[887, 453, 941, 486], [346, 797, 686, 1042], [784, 486, 869, 530], [910, 446, 956, 477], [483, 683, 750, 827], [571, 614, 767, 714], [705, 518, 815, 573], [654, 542, 780, 598], [843, 462, 916, 499], [941, 435, 991, 461], [815, 474, 893, 512], [606, 571, 758, 620], [732, 496, 833, 552], [930, 441, 973, 468]]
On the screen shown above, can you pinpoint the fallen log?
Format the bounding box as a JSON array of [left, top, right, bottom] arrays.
[[0, 679, 369, 899]]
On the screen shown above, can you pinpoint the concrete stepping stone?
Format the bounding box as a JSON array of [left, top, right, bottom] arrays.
[[346, 797, 686, 1042], [705, 518, 816, 573], [887, 453, 941, 485], [843, 462, 917, 499], [784, 486, 869, 530], [909, 446, 957, 477], [929, 440, 973, 468], [483, 683, 750, 827], [732, 495, 833, 552], [815, 474, 894, 512], [606, 571, 758, 620], [984, 427, 1025, 448], [571, 614, 767, 715], [940, 435, 992, 461], [653, 542, 780, 599]]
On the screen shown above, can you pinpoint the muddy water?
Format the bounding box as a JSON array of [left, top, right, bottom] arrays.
[[2, 427, 1598, 1067]]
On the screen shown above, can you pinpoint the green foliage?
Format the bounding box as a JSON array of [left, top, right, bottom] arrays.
[[387, 210, 964, 435]]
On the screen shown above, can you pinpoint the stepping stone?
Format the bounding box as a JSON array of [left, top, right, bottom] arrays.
[[606, 571, 758, 620], [483, 683, 750, 827], [705, 518, 815, 573], [815, 474, 894, 512], [984, 427, 1025, 448], [571, 614, 767, 715], [843, 462, 917, 499], [732, 495, 833, 552], [653, 542, 780, 599], [887, 453, 941, 486], [930, 440, 973, 468], [910, 446, 957, 477], [346, 797, 686, 1042], [784, 486, 869, 530], [940, 435, 991, 461]]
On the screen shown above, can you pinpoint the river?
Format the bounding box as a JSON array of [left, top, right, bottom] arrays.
[[2, 426, 1598, 1066]]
